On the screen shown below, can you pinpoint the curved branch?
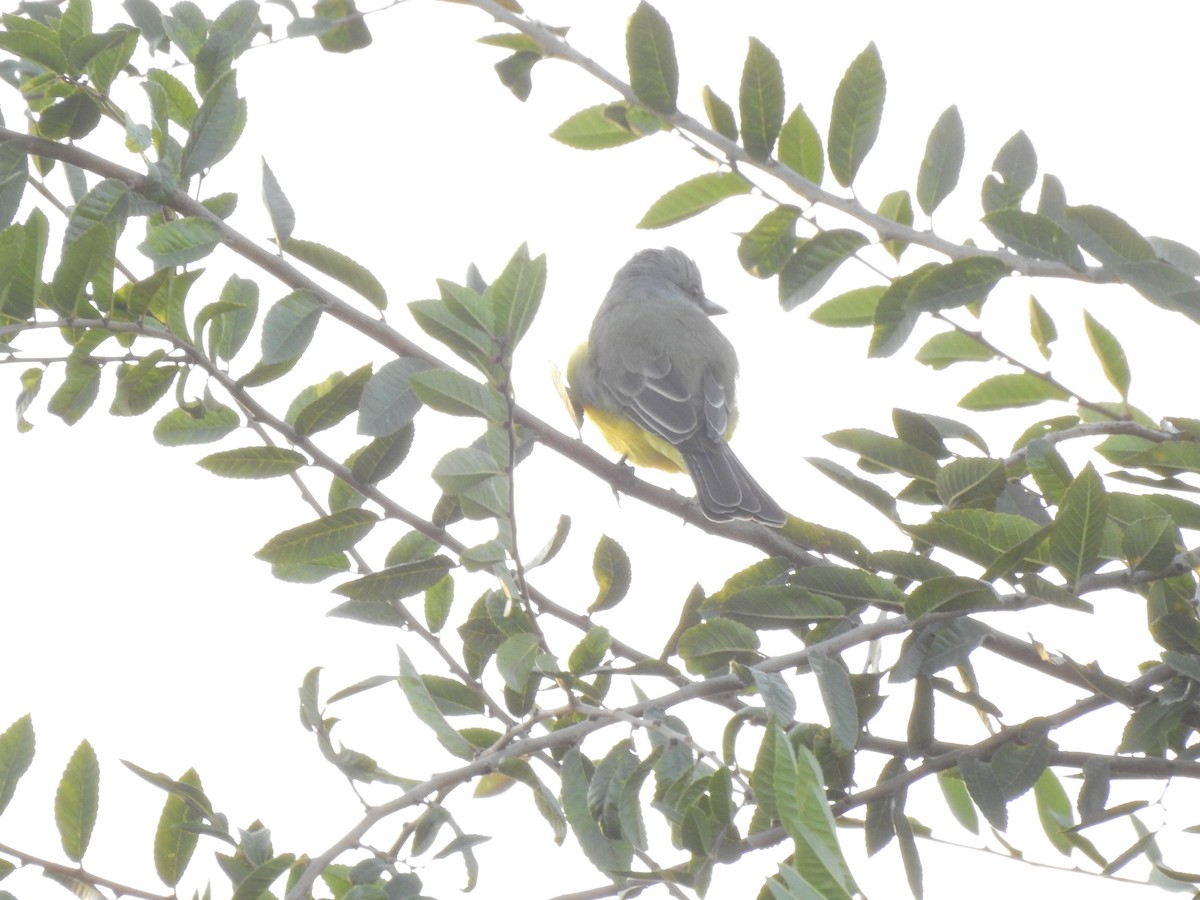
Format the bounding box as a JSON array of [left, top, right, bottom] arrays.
[[462, 0, 1110, 282]]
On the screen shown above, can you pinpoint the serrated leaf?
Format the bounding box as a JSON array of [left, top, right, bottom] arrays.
[[809, 285, 884, 328], [983, 209, 1085, 269], [778, 229, 869, 311], [181, 69, 245, 177], [139, 218, 223, 269], [824, 427, 939, 482], [935, 457, 1006, 509], [153, 768, 203, 886], [915, 330, 993, 369], [626, 2, 677, 114], [488, 242, 545, 349], [677, 618, 760, 676], [809, 650, 858, 756], [916, 105, 964, 216], [1029, 295, 1057, 359], [0, 17, 69, 72], [739, 37, 784, 161], [0, 714, 35, 816], [409, 369, 506, 421], [397, 646, 477, 760], [153, 402, 239, 446], [333, 556, 453, 603], [637, 171, 751, 229], [590, 534, 631, 613], [701, 86, 737, 140], [291, 365, 372, 437], [806, 456, 897, 520], [959, 373, 1068, 411], [738, 205, 800, 278], [877, 190, 913, 260], [47, 357, 101, 425], [261, 159, 295, 246], [1083, 310, 1131, 399], [432, 447, 502, 495], [778, 102, 823, 184], [55, 740, 99, 862], [828, 42, 885, 187], [906, 256, 1010, 312], [260, 290, 322, 365], [1063, 204, 1156, 265], [1050, 462, 1108, 588], [550, 104, 642, 150], [283, 237, 386, 310], [357, 357, 428, 437], [255, 509, 377, 566], [110, 351, 177, 416], [198, 446, 306, 479]]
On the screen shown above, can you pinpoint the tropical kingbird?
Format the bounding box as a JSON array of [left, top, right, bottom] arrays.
[[566, 247, 787, 526]]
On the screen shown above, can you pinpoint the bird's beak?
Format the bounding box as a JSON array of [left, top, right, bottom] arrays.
[[700, 296, 727, 316]]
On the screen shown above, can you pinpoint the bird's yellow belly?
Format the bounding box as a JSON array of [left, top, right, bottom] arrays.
[[587, 406, 686, 472]]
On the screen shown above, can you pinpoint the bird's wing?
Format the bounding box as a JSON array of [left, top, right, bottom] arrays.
[[607, 347, 732, 451]]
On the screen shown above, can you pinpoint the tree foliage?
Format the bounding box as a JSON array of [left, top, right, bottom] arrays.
[[2, 1, 1200, 899]]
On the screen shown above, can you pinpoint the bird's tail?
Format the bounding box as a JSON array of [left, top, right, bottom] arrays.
[[683, 445, 787, 526]]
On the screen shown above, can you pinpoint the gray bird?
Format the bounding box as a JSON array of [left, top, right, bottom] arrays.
[[566, 247, 787, 526]]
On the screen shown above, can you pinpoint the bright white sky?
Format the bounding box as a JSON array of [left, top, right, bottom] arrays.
[[3, 1, 1200, 898]]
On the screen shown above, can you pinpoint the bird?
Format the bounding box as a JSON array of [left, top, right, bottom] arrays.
[[566, 247, 787, 526]]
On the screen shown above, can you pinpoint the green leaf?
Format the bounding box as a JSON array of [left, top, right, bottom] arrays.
[[677, 618, 760, 676], [494, 50, 539, 102], [1029, 295, 1057, 359], [255, 509, 378, 566], [350, 427, 413, 485], [86, 26, 139, 95], [0, 714, 35, 816], [590, 534, 631, 613], [809, 650, 859, 756], [568, 626, 611, 676], [181, 69, 246, 177], [701, 86, 737, 140], [229, 854, 297, 900], [907, 509, 1045, 571], [0, 146, 29, 234], [334, 557, 454, 603], [261, 159, 295, 246], [0, 16, 69, 72], [357, 357, 428, 437], [153, 401, 239, 446], [824, 427, 939, 482], [936, 770, 979, 834], [1050, 462, 1108, 588], [959, 373, 1068, 411], [877, 190, 913, 260], [55, 740, 99, 862], [561, 748, 634, 875], [935, 457, 1006, 510], [739, 37, 785, 162], [291, 365, 373, 437], [47, 357, 101, 425], [905, 576, 1000, 618], [868, 262, 937, 358], [145, 68, 198, 128], [915, 330, 993, 369], [778, 229, 869, 311], [1083, 310, 1131, 399], [110, 352, 177, 417], [153, 768, 203, 886], [489, 243, 545, 349], [806, 457, 898, 521], [916, 105, 964, 216], [397, 646, 477, 760], [15, 367, 43, 433], [49, 224, 115, 315], [637, 172, 751, 229], [738, 205, 801, 278], [198, 446, 307, 479], [409, 369, 505, 421], [828, 42, 885, 187], [65, 178, 130, 247], [958, 722, 1056, 832], [38, 91, 103, 141], [432, 447, 502, 495], [139, 218, 223, 268], [260, 289, 322, 365], [778, 102, 823, 184], [283, 237, 386, 310], [313, 0, 372, 53], [496, 633, 542, 693], [982, 209, 1085, 269], [809, 285, 884, 328], [550, 104, 642, 150], [906, 257, 1010, 312], [1033, 768, 1076, 856], [1063, 204, 1155, 265], [625, 2, 677, 115], [771, 725, 856, 897]]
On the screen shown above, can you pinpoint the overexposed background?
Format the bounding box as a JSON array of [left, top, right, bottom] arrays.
[[2, 1, 1199, 897]]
